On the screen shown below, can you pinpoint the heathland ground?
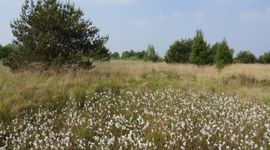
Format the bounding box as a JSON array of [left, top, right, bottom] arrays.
[[1, 61, 270, 149], [1, 61, 270, 121]]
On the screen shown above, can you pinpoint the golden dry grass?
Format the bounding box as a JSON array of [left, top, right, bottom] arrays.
[[0, 61, 270, 123]]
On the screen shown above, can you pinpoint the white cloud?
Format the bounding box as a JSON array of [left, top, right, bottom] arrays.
[[91, 0, 135, 5]]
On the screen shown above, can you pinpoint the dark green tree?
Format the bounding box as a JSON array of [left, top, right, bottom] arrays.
[[165, 39, 193, 63], [257, 52, 270, 64], [190, 30, 209, 65], [135, 51, 146, 59], [7, 0, 109, 69], [0, 44, 17, 59], [215, 40, 234, 69], [235, 51, 257, 64], [122, 50, 132, 59], [121, 50, 147, 60], [207, 42, 219, 64], [0, 45, 7, 59], [110, 52, 120, 59], [144, 44, 160, 62]]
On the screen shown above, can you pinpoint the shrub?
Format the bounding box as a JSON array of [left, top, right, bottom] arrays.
[[165, 39, 193, 63], [235, 51, 257, 64], [0, 44, 17, 59], [3, 47, 27, 70], [0, 45, 9, 59], [110, 52, 120, 59], [257, 52, 270, 64]]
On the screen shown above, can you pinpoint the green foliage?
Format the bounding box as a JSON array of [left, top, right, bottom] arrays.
[[207, 42, 219, 64], [165, 39, 193, 63], [121, 45, 160, 62], [257, 52, 270, 64], [215, 40, 233, 69], [190, 30, 210, 65], [7, 0, 109, 69], [121, 51, 131, 59], [235, 51, 257, 64], [121, 50, 146, 60], [0, 45, 8, 59], [144, 44, 160, 62], [0, 44, 16, 59], [3, 46, 27, 70], [110, 52, 120, 59]]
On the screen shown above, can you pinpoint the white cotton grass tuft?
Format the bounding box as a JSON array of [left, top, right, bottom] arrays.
[[1, 89, 270, 149]]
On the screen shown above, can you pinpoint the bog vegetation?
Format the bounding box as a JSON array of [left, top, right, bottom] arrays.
[[1, 62, 270, 149], [1, 0, 270, 149], [2, 89, 270, 149]]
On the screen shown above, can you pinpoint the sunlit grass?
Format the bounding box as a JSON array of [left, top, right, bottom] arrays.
[[1, 89, 270, 149], [1, 62, 270, 123]]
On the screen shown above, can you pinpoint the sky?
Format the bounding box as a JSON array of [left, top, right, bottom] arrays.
[[0, 0, 270, 56]]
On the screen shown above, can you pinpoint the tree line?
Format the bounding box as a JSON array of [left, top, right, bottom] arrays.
[[1, 0, 270, 71], [108, 30, 270, 68], [164, 30, 270, 66], [110, 44, 161, 62]]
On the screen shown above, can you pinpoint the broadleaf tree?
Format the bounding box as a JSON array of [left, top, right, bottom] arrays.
[[258, 52, 270, 64], [165, 39, 193, 63], [235, 51, 257, 64]]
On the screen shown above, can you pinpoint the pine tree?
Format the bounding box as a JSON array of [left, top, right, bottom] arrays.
[[7, 0, 109, 69], [190, 30, 209, 65], [207, 42, 219, 64], [215, 40, 233, 69]]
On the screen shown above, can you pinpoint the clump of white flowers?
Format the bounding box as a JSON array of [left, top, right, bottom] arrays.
[[1, 89, 270, 149]]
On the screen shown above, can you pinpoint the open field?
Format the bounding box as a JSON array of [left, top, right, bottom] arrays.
[[1, 61, 270, 149], [2, 90, 270, 149]]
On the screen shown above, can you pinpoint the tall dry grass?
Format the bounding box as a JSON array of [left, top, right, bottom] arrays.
[[0, 61, 270, 123]]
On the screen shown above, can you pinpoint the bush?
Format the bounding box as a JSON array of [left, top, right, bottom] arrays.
[[235, 51, 257, 64], [165, 39, 193, 63], [110, 52, 120, 59], [0, 44, 16, 59], [258, 52, 270, 64], [0, 45, 9, 59], [3, 47, 27, 70], [78, 57, 94, 69], [7, 0, 109, 70]]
